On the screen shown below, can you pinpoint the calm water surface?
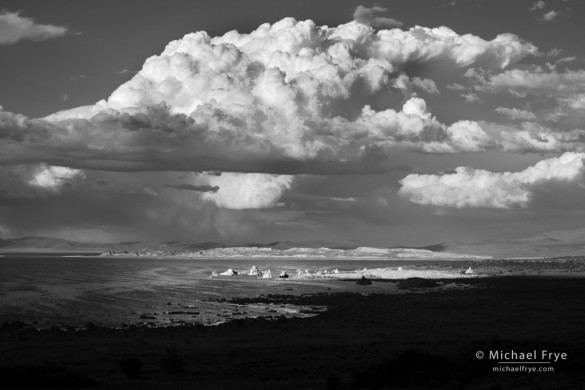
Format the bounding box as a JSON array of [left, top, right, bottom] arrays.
[[0, 255, 466, 327]]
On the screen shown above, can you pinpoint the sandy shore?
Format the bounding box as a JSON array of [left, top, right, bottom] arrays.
[[2, 276, 585, 389]]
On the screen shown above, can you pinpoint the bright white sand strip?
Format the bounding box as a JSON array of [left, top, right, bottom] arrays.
[[292, 267, 479, 280]]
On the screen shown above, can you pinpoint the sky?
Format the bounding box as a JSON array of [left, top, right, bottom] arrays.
[[1, 0, 585, 246]]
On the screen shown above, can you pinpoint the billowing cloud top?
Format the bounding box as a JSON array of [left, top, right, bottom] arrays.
[[1, 17, 537, 176]]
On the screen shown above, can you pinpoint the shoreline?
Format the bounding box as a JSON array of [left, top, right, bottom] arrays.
[[1, 277, 477, 331], [4, 272, 584, 333]]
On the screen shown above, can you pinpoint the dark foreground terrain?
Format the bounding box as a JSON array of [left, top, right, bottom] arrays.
[[1, 277, 585, 389]]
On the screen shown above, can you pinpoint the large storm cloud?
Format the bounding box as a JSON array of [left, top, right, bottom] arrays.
[[2, 3, 584, 245], [1, 17, 537, 174]]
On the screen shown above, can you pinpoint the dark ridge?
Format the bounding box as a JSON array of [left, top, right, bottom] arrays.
[[394, 243, 447, 252], [0, 236, 91, 249], [182, 241, 360, 251], [263, 241, 358, 250], [113, 241, 143, 246], [0, 236, 142, 250], [182, 242, 228, 250]]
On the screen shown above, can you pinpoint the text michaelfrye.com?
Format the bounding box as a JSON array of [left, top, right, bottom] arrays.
[[476, 349, 568, 373]]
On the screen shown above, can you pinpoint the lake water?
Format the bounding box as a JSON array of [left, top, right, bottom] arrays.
[[0, 254, 478, 328]]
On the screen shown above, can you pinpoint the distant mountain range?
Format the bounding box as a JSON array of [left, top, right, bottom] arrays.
[[0, 236, 141, 251], [442, 228, 585, 258], [2, 229, 585, 257], [105, 246, 487, 260], [0, 237, 350, 251], [0, 236, 446, 253], [171, 240, 359, 251]]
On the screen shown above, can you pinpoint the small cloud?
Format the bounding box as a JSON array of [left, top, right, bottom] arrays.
[[116, 69, 137, 75], [353, 5, 403, 28], [529, 1, 545, 11], [462, 92, 480, 103], [547, 56, 578, 71], [495, 107, 537, 121], [143, 187, 159, 197], [446, 83, 467, 91], [412, 77, 440, 95], [165, 184, 220, 193], [0, 11, 68, 45], [60, 92, 69, 102], [556, 56, 577, 65], [329, 196, 356, 202], [274, 220, 322, 228], [542, 10, 559, 22], [28, 165, 85, 190], [545, 48, 563, 58], [71, 74, 90, 80]]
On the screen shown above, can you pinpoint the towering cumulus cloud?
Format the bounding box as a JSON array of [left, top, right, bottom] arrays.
[[1, 17, 536, 176], [399, 152, 585, 208], [9, 6, 585, 244]]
